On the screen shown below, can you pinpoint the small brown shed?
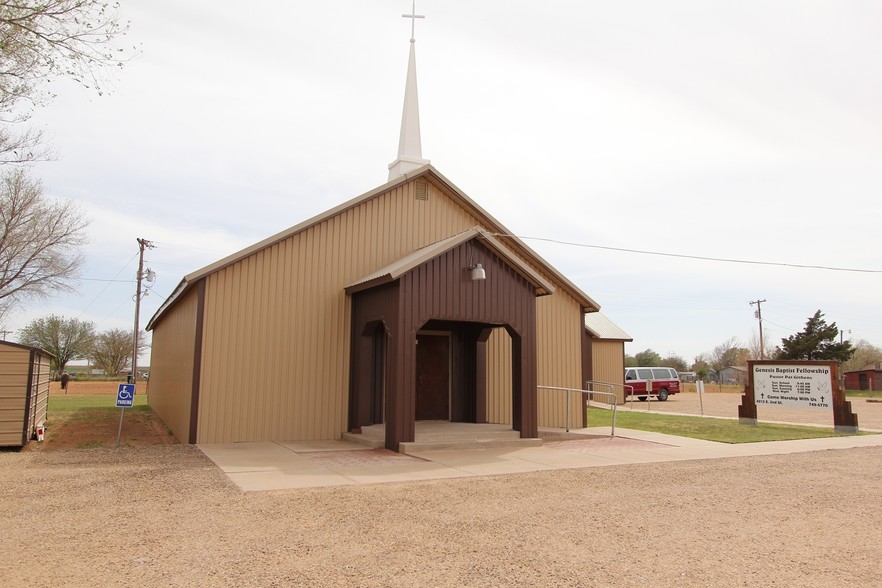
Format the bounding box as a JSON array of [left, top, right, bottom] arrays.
[[0, 341, 53, 447], [844, 362, 882, 392]]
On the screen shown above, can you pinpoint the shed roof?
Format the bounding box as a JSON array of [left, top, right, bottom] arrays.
[[583, 312, 632, 341], [148, 165, 600, 330], [0, 340, 55, 358], [846, 362, 882, 373]]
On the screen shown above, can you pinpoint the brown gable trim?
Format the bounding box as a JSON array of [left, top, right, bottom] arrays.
[[188, 279, 206, 444], [146, 277, 188, 331], [22, 348, 36, 446], [345, 228, 556, 296]]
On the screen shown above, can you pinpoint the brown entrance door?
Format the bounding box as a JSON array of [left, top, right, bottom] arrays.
[[416, 334, 450, 420]]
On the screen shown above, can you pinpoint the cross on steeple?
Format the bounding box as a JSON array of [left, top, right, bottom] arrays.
[[402, 0, 424, 43], [388, 0, 430, 180]]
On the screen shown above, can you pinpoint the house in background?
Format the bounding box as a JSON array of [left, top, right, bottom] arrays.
[[719, 365, 748, 385], [145, 23, 629, 451], [844, 363, 882, 391]]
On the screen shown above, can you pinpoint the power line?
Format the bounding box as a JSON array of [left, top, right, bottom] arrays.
[[77, 252, 140, 319], [488, 233, 882, 274]]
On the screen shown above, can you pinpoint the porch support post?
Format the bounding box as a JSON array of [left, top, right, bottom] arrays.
[[475, 328, 493, 424]]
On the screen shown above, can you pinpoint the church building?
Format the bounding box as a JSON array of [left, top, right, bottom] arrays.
[[146, 18, 629, 451]]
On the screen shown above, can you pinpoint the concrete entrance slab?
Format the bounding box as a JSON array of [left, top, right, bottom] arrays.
[[198, 428, 882, 492]]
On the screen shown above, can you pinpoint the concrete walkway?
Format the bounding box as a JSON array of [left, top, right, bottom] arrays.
[[198, 428, 882, 492]]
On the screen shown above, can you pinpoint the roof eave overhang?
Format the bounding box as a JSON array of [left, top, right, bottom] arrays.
[[151, 164, 598, 327], [345, 227, 556, 298]]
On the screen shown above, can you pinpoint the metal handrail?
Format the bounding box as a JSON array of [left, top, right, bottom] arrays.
[[537, 385, 618, 436]]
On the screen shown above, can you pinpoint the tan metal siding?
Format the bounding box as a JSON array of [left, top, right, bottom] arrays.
[[591, 341, 627, 403], [485, 328, 512, 424], [0, 345, 49, 446], [194, 182, 480, 443], [0, 345, 29, 445], [536, 293, 584, 429], [25, 352, 50, 441], [149, 286, 199, 443]]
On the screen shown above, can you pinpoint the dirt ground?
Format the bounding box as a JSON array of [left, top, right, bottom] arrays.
[[26, 381, 176, 452], [2, 443, 881, 586], [3, 383, 879, 586]]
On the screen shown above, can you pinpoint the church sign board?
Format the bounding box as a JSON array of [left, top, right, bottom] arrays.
[[738, 360, 858, 433]]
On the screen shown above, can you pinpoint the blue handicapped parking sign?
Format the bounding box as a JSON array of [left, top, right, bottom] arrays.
[[116, 384, 136, 408]]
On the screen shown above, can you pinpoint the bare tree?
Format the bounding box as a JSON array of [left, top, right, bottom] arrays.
[[18, 314, 94, 375], [1, 1, 135, 163], [0, 127, 51, 165], [747, 331, 775, 361], [1, 1, 133, 117], [0, 168, 88, 309], [709, 337, 749, 372], [841, 339, 882, 373], [90, 328, 148, 376]]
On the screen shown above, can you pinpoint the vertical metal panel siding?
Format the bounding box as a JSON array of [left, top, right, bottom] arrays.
[[536, 294, 584, 429], [0, 345, 29, 446], [486, 329, 512, 424], [27, 351, 50, 440], [149, 287, 199, 443], [195, 182, 481, 443], [389, 240, 538, 447], [592, 341, 627, 403]]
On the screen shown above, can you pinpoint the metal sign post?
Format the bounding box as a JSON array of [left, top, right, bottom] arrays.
[[115, 383, 135, 448], [697, 380, 705, 416]]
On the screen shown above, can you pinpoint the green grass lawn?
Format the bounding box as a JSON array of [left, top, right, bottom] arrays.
[[846, 390, 882, 399], [48, 394, 149, 420], [587, 408, 866, 443]]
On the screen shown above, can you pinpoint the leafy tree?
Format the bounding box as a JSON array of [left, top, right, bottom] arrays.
[[691, 354, 710, 373], [18, 314, 94, 375], [0, 168, 88, 316], [778, 310, 854, 362], [89, 329, 147, 374], [633, 349, 661, 367], [624, 355, 637, 368], [660, 354, 688, 373], [90, 328, 147, 376]]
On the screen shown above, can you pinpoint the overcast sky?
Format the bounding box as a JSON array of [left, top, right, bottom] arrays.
[[8, 0, 882, 365]]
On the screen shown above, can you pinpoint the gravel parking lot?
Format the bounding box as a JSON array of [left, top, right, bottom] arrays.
[[2, 440, 881, 586]]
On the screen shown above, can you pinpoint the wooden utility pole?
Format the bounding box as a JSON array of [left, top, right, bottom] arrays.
[[132, 238, 153, 388], [749, 299, 766, 359]]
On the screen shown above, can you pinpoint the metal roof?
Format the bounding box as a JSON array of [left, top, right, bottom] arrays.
[[148, 165, 600, 330], [583, 312, 632, 341]]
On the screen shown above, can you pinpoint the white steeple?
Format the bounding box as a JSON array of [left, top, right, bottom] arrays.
[[388, 3, 430, 181]]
